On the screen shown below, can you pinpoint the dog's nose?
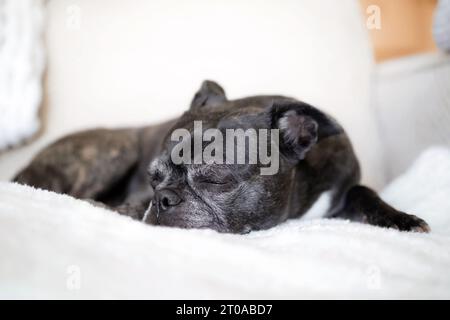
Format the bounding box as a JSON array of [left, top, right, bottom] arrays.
[[156, 189, 182, 211]]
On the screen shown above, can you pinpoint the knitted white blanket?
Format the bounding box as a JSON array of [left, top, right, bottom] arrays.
[[0, 0, 45, 150]]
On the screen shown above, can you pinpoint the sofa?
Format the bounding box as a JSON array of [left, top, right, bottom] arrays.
[[0, 0, 449, 299]]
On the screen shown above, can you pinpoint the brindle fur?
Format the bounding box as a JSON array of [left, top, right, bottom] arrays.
[[13, 81, 429, 233]]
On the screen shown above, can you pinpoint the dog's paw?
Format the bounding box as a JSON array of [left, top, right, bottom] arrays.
[[372, 211, 430, 233]]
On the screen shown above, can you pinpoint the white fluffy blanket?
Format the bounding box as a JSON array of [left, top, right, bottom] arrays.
[[1, 147, 450, 299]]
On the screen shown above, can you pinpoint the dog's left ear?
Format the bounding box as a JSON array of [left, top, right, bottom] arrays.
[[190, 80, 227, 110], [269, 101, 342, 161]]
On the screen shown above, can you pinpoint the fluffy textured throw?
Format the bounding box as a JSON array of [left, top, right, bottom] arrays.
[[0, 147, 450, 299]]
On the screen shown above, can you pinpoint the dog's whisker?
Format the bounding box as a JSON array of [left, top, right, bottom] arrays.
[[142, 200, 153, 222]]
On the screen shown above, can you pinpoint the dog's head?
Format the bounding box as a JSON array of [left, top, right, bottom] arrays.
[[144, 81, 342, 233]]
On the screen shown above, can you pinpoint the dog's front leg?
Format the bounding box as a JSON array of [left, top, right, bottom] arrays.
[[84, 191, 151, 221]]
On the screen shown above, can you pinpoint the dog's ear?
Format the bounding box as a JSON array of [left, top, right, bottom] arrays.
[[269, 101, 342, 161], [190, 80, 227, 110]]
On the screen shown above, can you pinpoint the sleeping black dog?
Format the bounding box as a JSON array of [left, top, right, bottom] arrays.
[[13, 81, 430, 233]]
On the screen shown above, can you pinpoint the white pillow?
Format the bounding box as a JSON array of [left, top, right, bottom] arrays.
[[434, 0, 450, 52]]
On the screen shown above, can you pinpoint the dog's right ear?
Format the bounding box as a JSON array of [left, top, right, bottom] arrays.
[[190, 80, 227, 110], [269, 100, 342, 161]]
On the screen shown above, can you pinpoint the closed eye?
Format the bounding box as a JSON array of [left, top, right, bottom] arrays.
[[187, 164, 237, 188], [196, 177, 228, 185]]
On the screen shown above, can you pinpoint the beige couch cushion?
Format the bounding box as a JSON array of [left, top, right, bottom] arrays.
[[0, 0, 385, 188]]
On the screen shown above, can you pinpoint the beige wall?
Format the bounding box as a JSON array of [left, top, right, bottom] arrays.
[[360, 0, 437, 62]]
